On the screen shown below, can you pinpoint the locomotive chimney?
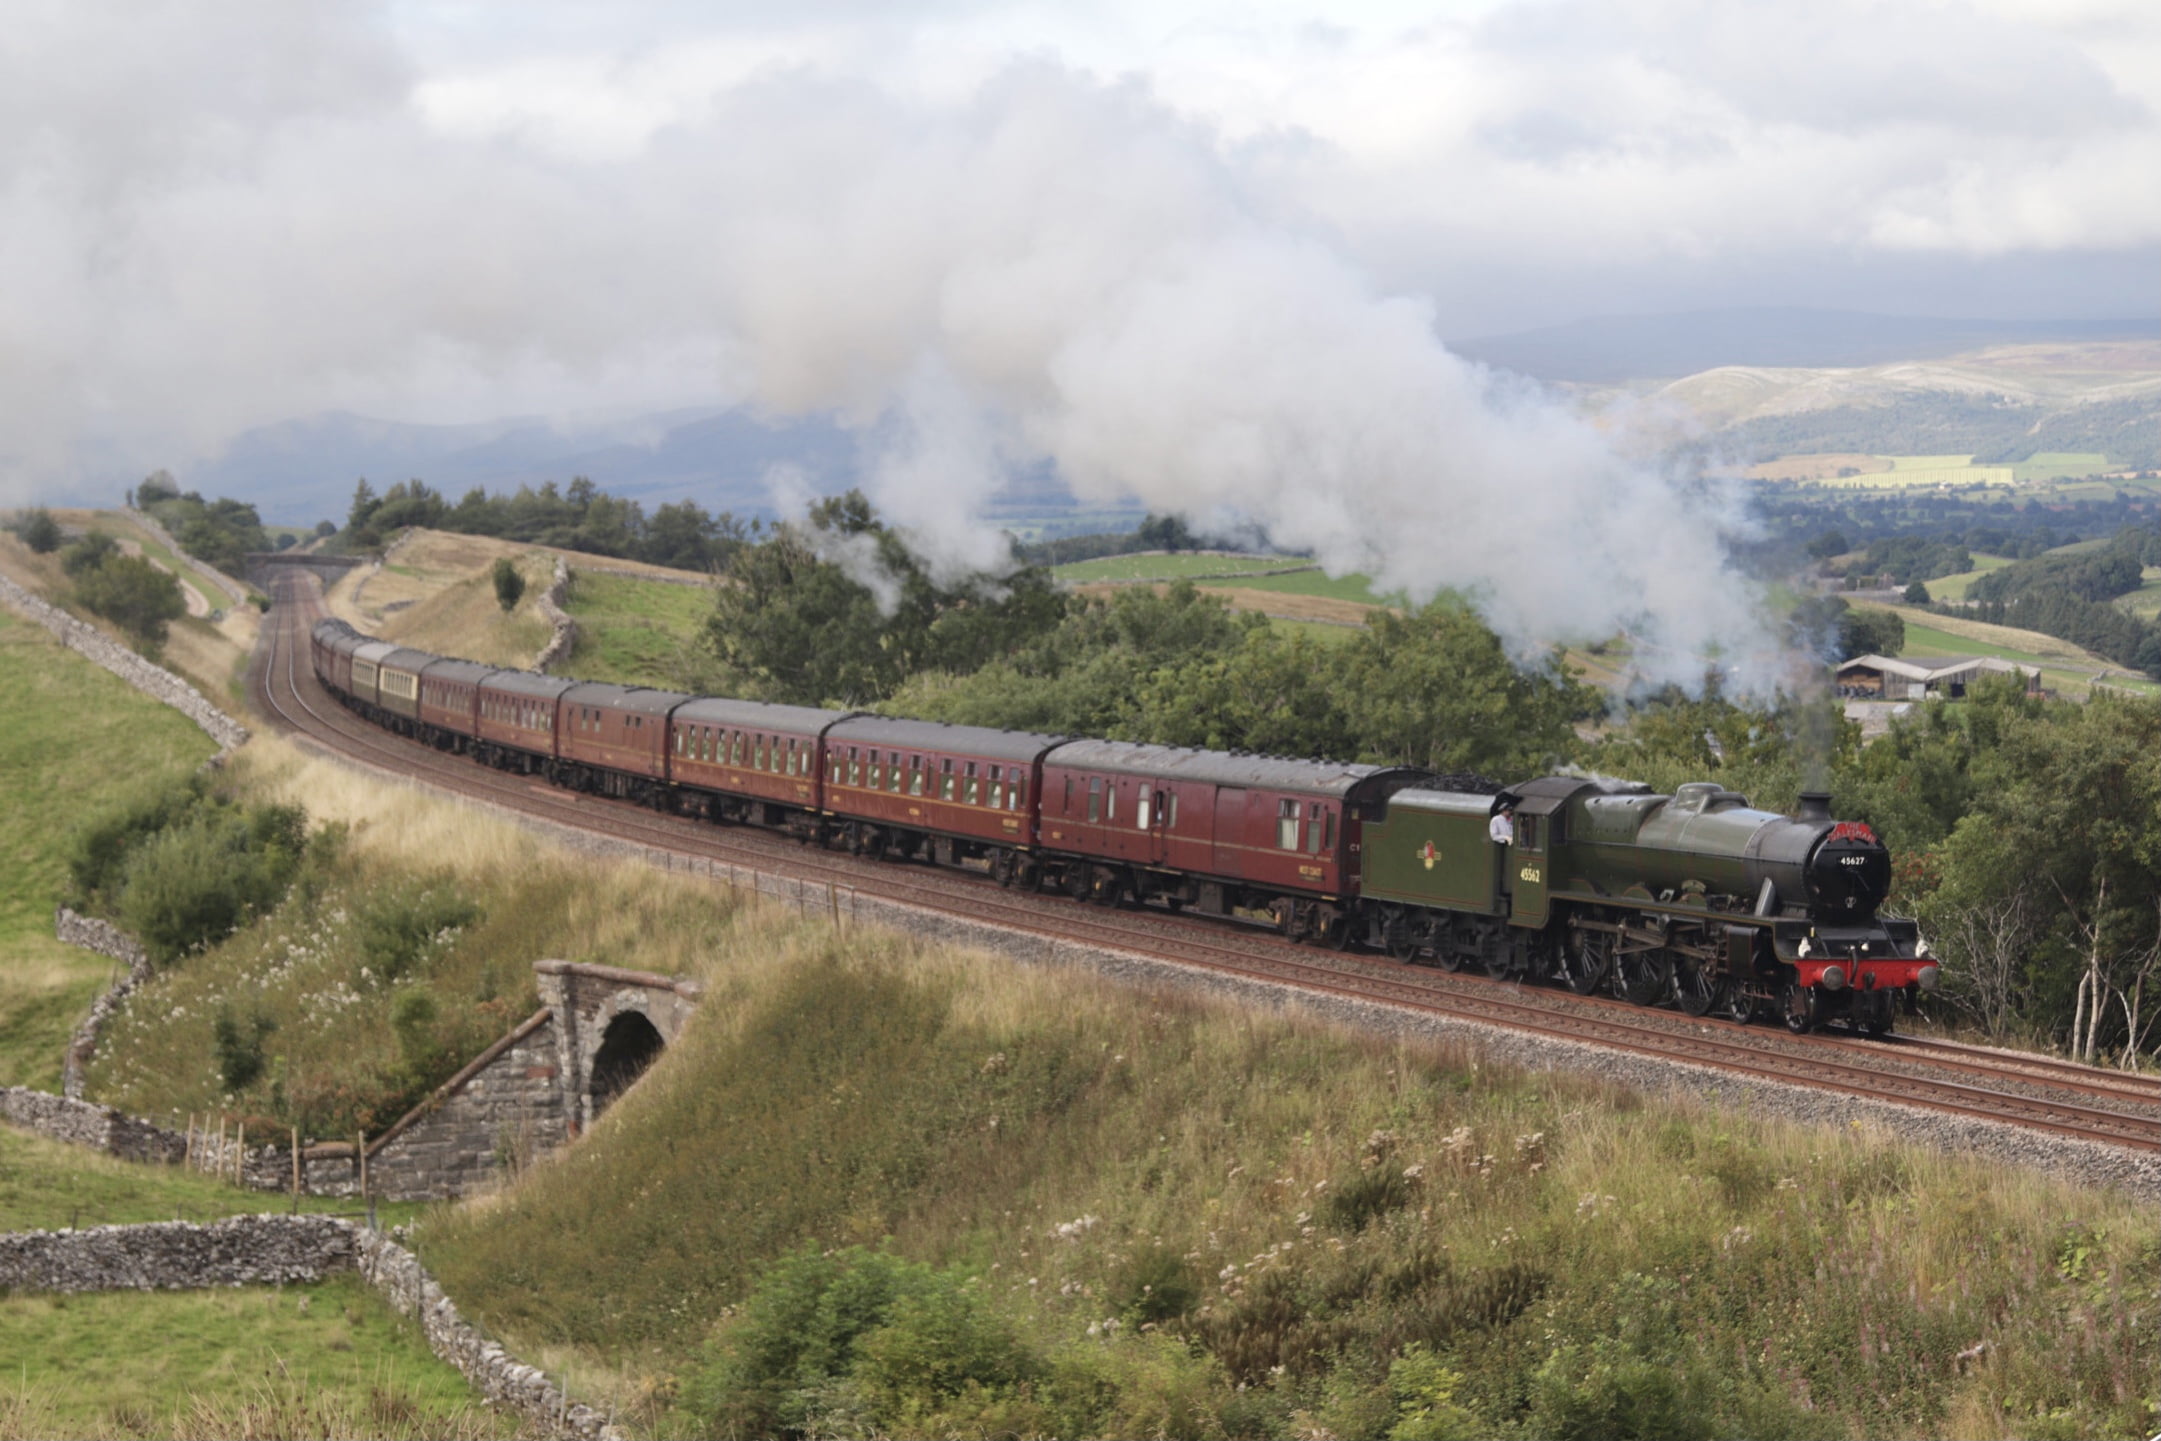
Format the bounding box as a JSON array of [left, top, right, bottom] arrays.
[[1795, 791, 1833, 823]]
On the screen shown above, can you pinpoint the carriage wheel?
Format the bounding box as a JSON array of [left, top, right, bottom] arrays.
[[1383, 913, 1419, 964], [1482, 935, 1516, 980], [991, 851, 1016, 888], [1066, 867, 1091, 903], [1613, 946, 1674, 1007], [1674, 955, 1723, 1018], [1779, 977, 1818, 1034], [1317, 909, 1352, 951], [1558, 930, 1612, 995]]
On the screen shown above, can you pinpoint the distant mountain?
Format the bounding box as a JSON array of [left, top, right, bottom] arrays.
[[190, 407, 866, 526], [1449, 308, 2157, 384]]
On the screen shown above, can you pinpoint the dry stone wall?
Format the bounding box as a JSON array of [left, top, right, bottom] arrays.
[[57, 906, 154, 1099], [0, 571, 248, 753], [0, 1086, 187, 1164], [357, 1228, 620, 1439], [0, 1214, 352, 1292]]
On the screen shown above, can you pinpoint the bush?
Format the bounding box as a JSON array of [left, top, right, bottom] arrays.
[[14, 507, 62, 553], [679, 1246, 1037, 1441], [99, 799, 309, 965], [356, 883, 480, 985], [61, 531, 118, 576], [212, 1005, 276, 1090], [492, 557, 526, 612]]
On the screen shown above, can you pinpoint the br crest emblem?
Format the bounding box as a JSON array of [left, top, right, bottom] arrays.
[[1418, 841, 1439, 870]]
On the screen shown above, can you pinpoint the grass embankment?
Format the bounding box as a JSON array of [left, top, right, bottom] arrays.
[[327, 532, 556, 667], [559, 569, 719, 688], [85, 733, 748, 1141], [0, 608, 216, 1091], [419, 910, 2160, 1440]]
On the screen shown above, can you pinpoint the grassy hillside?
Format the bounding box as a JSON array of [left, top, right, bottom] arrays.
[[559, 569, 719, 689], [417, 910, 2159, 1440], [85, 734, 748, 1140], [0, 608, 218, 1090]]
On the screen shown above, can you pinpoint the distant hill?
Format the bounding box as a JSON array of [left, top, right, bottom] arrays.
[[1450, 308, 2156, 384]]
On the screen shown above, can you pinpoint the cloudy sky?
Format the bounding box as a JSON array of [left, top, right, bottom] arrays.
[[5, 0, 2155, 684]]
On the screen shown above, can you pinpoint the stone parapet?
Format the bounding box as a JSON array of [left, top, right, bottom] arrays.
[[56, 906, 154, 1098]]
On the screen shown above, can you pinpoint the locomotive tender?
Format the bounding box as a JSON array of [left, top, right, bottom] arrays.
[[310, 618, 1937, 1034]]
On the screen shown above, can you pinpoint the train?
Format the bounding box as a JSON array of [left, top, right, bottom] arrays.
[[311, 617, 1939, 1035]]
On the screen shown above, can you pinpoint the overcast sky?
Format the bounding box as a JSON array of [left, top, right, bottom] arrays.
[[4, 1, 2156, 683]]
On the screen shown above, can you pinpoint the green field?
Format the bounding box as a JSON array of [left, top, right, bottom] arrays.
[[559, 568, 717, 687], [1051, 551, 1286, 583], [1915, 553, 2013, 602], [1197, 568, 1403, 606], [2010, 451, 2112, 483], [2117, 566, 2161, 620], [1892, 612, 2161, 697], [0, 609, 217, 1090], [1824, 455, 2014, 490], [0, 1276, 505, 1439]]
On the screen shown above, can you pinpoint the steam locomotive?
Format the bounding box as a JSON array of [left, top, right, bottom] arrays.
[[310, 617, 1937, 1034]]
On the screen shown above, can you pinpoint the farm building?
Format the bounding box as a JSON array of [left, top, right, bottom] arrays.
[[1835, 653, 2041, 700]]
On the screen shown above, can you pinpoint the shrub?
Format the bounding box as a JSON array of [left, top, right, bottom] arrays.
[[110, 805, 309, 965], [14, 507, 62, 553], [356, 883, 480, 985], [1111, 1243, 1200, 1325], [212, 1005, 276, 1090], [60, 530, 118, 576], [679, 1246, 1037, 1441], [66, 777, 207, 909], [492, 557, 526, 612]]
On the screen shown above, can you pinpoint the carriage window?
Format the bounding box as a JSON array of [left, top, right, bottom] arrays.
[[941, 759, 955, 800], [754, 735, 766, 770], [889, 757, 904, 792], [1064, 775, 1073, 812], [848, 747, 861, 786], [1306, 803, 1324, 854], [1323, 807, 1335, 852], [675, 729, 685, 755], [988, 765, 1004, 809], [964, 762, 980, 806], [1088, 776, 1102, 822], [830, 750, 844, 783], [784, 738, 796, 774], [1009, 775, 1024, 811], [1278, 799, 1299, 850], [869, 750, 884, 788], [909, 758, 924, 795], [1166, 792, 1179, 829], [1136, 789, 1151, 829], [1106, 782, 1117, 822]]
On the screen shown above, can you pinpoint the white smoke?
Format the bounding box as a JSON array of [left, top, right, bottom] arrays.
[[24, 8, 2122, 690]]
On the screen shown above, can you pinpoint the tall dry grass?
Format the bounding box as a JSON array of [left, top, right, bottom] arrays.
[[415, 906, 2159, 1439]]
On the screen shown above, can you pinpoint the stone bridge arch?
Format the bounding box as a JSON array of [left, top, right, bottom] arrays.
[[532, 960, 702, 1132]]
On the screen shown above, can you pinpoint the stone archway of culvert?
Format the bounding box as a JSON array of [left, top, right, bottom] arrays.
[[588, 1009, 666, 1118]]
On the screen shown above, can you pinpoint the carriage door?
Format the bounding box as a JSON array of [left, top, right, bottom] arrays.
[[1212, 787, 1248, 875]]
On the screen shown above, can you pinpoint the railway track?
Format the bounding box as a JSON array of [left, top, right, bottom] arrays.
[[251, 573, 2161, 1159]]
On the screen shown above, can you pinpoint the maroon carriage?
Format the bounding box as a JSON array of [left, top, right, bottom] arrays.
[[558, 682, 692, 803], [475, 670, 576, 773], [310, 619, 363, 698], [1037, 741, 1430, 941], [820, 716, 1064, 868], [416, 658, 496, 750], [669, 697, 851, 827]]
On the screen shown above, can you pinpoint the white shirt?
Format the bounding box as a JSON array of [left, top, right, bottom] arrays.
[[1489, 811, 1514, 845]]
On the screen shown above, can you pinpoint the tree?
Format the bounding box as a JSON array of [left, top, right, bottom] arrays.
[[1838, 606, 1904, 661], [705, 490, 1065, 706], [492, 557, 526, 612], [73, 553, 187, 654], [61, 531, 119, 576], [1903, 580, 1931, 605], [15, 508, 61, 553]]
